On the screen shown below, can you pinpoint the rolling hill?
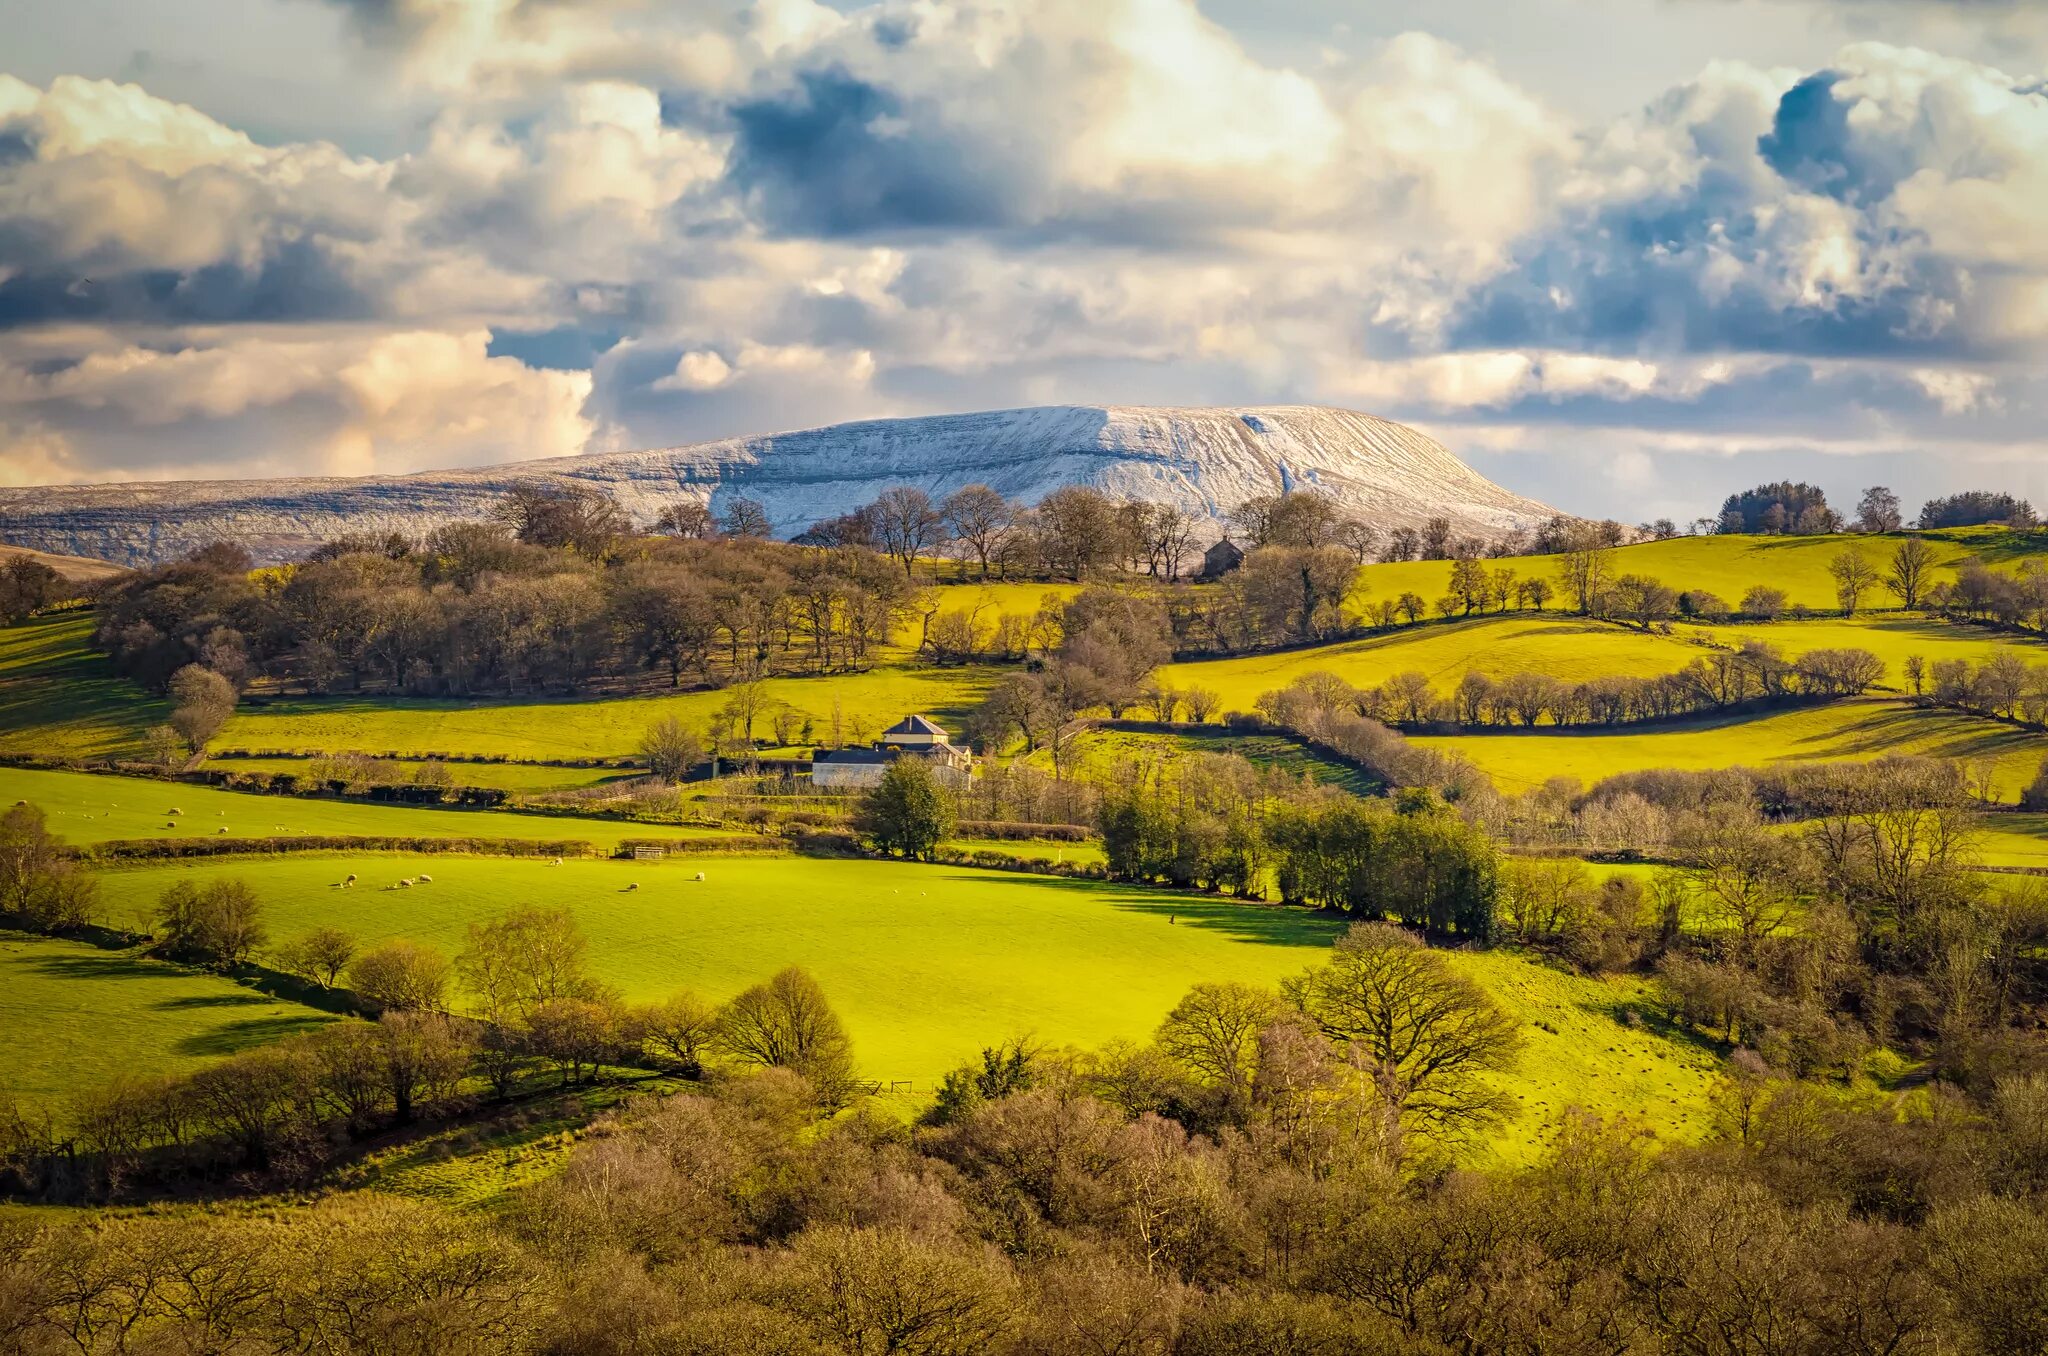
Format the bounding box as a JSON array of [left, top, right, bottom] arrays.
[[0, 404, 1555, 566]]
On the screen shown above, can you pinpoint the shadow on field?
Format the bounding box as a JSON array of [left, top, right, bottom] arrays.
[[23, 950, 181, 984], [157, 991, 274, 1010], [175, 1013, 333, 1056], [930, 871, 1345, 949], [1790, 704, 2041, 761]]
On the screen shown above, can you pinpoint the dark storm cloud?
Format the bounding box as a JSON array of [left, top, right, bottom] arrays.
[[723, 67, 1030, 238]]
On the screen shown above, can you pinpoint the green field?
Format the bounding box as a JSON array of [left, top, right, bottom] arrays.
[[1045, 725, 1379, 794], [0, 930, 335, 1113], [0, 767, 754, 852], [1421, 697, 2048, 796], [1349, 530, 2003, 616], [943, 837, 1108, 867], [1165, 616, 1705, 708], [1166, 613, 2045, 713], [78, 853, 1718, 1159], [0, 614, 161, 759], [213, 665, 1001, 761], [200, 757, 636, 794], [1971, 814, 2048, 870]]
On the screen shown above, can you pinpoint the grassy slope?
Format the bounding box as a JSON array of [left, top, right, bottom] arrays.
[[198, 758, 635, 793], [1166, 613, 2048, 714], [215, 665, 1002, 760], [1050, 726, 1379, 794], [1349, 530, 2001, 615], [0, 613, 163, 759], [0, 930, 335, 1112], [1163, 616, 1707, 708], [0, 767, 751, 851], [1420, 697, 2048, 796], [85, 853, 1717, 1160]]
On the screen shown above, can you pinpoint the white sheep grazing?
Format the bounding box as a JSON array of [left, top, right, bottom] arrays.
[[417, 873, 433, 883], [398, 878, 413, 888], [345, 873, 358, 884], [551, 857, 563, 867], [217, 826, 229, 834], [693, 871, 706, 882], [167, 807, 183, 816]]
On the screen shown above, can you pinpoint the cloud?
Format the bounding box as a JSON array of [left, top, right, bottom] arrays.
[[0, 327, 592, 479], [1, 1, 2046, 526]]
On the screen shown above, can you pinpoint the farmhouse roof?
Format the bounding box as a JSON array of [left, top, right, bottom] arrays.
[[816, 747, 895, 765], [885, 714, 949, 738]]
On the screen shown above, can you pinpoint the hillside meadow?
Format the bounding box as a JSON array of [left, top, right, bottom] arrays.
[[75, 852, 1721, 1162], [1346, 529, 2006, 615], [0, 766, 753, 852], [0, 929, 335, 1112], [1418, 696, 2048, 796]]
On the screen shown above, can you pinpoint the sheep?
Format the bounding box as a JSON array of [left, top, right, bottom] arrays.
[[12, 799, 26, 806], [217, 826, 229, 834], [345, 873, 358, 884], [550, 857, 563, 867], [167, 807, 183, 816], [625, 882, 640, 892], [398, 878, 413, 888], [693, 871, 706, 882], [417, 873, 433, 883]]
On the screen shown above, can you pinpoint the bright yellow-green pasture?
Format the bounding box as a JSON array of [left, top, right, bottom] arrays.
[[1164, 614, 2044, 711], [1686, 617, 2047, 674], [0, 930, 335, 1113], [1971, 814, 2048, 870], [83, 853, 1719, 1160], [1163, 616, 1702, 708], [1348, 531, 2003, 616], [1043, 726, 1379, 793], [0, 767, 750, 851], [1421, 697, 2048, 796], [214, 664, 1001, 760], [0, 613, 162, 759], [199, 757, 634, 793]]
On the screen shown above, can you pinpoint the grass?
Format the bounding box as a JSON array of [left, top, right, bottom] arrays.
[[1970, 814, 2048, 871], [199, 757, 636, 793], [1451, 950, 1720, 1163], [0, 930, 335, 1114], [0, 767, 757, 852], [1165, 613, 2047, 713], [943, 837, 1108, 867], [1420, 697, 2048, 797], [215, 664, 1002, 761], [0, 613, 163, 760], [1163, 615, 1705, 708], [1349, 531, 2002, 616], [1692, 616, 2048, 675], [83, 853, 1720, 1160], [1046, 726, 1379, 794]]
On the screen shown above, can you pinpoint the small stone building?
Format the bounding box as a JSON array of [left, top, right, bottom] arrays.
[[812, 714, 974, 790], [1198, 535, 1245, 580]]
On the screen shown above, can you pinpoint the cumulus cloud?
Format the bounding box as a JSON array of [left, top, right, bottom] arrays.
[[0, 0, 2045, 520], [0, 328, 592, 480]]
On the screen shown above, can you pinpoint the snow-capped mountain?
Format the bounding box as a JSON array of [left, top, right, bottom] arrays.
[[0, 405, 1555, 567]]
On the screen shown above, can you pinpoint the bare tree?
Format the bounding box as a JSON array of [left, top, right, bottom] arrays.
[[940, 485, 1014, 579], [1828, 548, 1880, 617], [1886, 538, 1938, 610], [721, 497, 773, 538], [1283, 923, 1520, 1159], [652, 500, 718, 538], [871, 487, 949, 578]]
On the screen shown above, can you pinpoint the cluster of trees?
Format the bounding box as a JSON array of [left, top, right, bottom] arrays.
[[10, 999, 2048, 1352], [0, 553, 66, 624], [0, 804, 97, 934], [1914, 650, 2048, 728], [1252, 643, 1885, 738], [1714, 481, 2038, 535], [970, 588, 1176, 774], [1929, 557, 2048, 633], [1921, 491, 2037, 530], [0, 892, 867, 1198], [1097, 750, 1500, 939]]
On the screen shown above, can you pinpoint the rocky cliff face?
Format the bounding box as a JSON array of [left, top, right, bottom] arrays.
[[0, 404, 1555, 566]]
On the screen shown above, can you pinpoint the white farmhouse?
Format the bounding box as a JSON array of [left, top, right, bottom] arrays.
[[812, 714, 974, 791]]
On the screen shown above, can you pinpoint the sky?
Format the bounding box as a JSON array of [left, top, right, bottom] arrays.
[[1, 0, 2046, 524]]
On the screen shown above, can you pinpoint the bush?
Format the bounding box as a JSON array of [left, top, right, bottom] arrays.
[[853, 758, 954, 861]]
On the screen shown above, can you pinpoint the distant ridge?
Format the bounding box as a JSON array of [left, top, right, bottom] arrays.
[[0, 404, 1556, 567]]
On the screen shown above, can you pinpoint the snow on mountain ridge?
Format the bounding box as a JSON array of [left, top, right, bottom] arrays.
[[0, 404, 1556, 567]]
